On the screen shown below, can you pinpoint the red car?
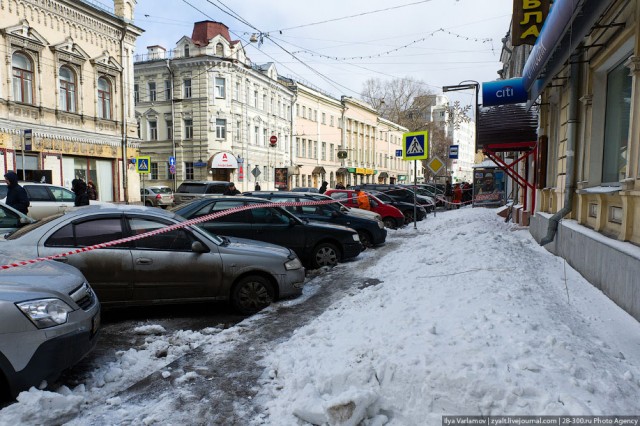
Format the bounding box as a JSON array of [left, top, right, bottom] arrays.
[[325, 189, 405, 229]]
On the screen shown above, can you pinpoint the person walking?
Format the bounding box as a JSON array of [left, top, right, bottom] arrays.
[[254, 182, 261, 191], [335, 182, 345, 190], [355, 188, 371, 211], [453, 183, 463, 209], [87, 181, 98, 200], [71, 179, 90, 206], [318, 181, 328, 194], [3, 171, 29, 214], [445, 179, 453, 210], [223, 182, 241, 195]]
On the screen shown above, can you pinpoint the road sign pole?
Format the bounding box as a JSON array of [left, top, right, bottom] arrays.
[[413, 160, 417, 229]]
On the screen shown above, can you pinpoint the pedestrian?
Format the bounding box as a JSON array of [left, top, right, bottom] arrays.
[[445, 179, 453, 210], [3, 171, 30, 214], [71, 179, 90, 206], [462, 181, 472, 205], [453, 183, 462, 209], [254, 182, 261, 191], [355, 187, 371, 211], [87, 180, 98, 200], [318, 181, 328, 194], [335, 181, 345, 189], [223, 182, 241, 195]]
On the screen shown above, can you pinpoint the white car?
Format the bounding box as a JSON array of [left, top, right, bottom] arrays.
[[0, 182, 106, 220], [0, 202, 36, 235]]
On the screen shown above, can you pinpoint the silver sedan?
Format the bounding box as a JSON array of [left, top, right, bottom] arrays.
[[0, 205, 305, 314]]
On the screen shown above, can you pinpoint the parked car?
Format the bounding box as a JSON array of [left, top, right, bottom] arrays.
[[365, 190, 427, 223], [173, 181, 232, 205], [0, 202, 36, 235], [293, 193, 385, 225], [141, 185, 174, 208], [0, 182, 105, 220], [0, 258, 100, 400], [290, 187, 319, 193], [353, 184, 436, 213], [171, 196, 363, 269], [242, 191, 387, 247], [1, 205, 305, 314], [400, 184, 445, 208], [324, 189, 406, 229]]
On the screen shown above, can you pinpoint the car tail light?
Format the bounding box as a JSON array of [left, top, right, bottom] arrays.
[[156, 194, 162, 199]]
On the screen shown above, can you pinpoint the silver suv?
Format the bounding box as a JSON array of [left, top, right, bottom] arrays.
[[173, 181, 231, 205], [0, 259, 100, 399]]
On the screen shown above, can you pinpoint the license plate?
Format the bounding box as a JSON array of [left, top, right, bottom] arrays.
[[91, 312, 100, 336]]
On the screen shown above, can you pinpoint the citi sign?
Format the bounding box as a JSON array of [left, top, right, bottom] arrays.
[[482, 78, 528, 106]]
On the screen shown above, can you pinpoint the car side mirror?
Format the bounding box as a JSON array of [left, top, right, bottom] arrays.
[[191, 241, 208, 253]]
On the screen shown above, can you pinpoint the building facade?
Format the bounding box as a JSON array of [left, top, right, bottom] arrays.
[[0, 0, 142, 202]]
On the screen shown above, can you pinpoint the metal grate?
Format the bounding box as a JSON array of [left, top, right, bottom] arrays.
[[69, 282, 95, 310]]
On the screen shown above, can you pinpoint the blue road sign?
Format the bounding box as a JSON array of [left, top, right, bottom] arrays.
[[136, 156, 150, 174], [402, 131, 429, 160], [449, 145, 459, 159], [169, 156, 176, 166], [395, 149, 402, 157], [169, 165, 176, 174]]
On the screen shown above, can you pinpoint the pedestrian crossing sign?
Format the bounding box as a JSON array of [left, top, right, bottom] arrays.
[[136, 156, 151, 174], [402, 131, 429, 160]]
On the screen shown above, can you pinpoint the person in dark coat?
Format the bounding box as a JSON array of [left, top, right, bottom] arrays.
[[4, 171, 29, 214], [318, 181, 328, 194], [335, 181, 346, 189], [87, 180, 98, 200], [223, 182, 241, 195], [254, 182, 261, 191], [71, 179, 90, 206]]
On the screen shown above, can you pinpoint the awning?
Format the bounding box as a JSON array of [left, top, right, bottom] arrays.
[[522, 0, 612, 107], [209, 152, 238, 169], [312, 166, 326, 174], [378, 172, 389, 178], [336, 168, 349, 174], [477, 104, 538, 151]]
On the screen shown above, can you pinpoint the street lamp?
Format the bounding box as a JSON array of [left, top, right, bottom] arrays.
[[442, 80, 479, 154]]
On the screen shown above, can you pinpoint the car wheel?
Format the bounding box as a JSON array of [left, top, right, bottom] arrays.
[[357, 230, 373, 248], [311, 242, 340, 269], [231, 275, 275, 315], [403, 210, 414, 223], [382, 217, 397, 229]]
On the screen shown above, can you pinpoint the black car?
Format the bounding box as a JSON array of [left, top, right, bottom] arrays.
[[365, 190, 427, 223], [354, 184, 435, 213], [171, 197, 363, 269], [400, 184, 445, 208], [242, 191, 387, 247]]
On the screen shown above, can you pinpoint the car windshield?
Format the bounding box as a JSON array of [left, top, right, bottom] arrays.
[[177, 183, 206, 193], [371, 191, 392, 202], [151, 187, 172, 194], [6, 213, 63, 240]]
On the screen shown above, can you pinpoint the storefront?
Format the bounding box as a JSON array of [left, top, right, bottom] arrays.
[[209, 152, 238, 182]]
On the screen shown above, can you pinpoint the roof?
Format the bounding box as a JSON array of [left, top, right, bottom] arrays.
[[191, 21, 232, 47]]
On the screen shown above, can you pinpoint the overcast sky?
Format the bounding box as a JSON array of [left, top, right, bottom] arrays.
[[133, 0, 513, 104]]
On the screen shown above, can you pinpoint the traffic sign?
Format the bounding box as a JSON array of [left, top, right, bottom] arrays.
[[395, 149, 402, 157], [449, 145, 459, 159], [251, 165, 261, 178], [427, 156, 445, 174], [269, 135, 278, 146], [402, 131, 429, 160], [169, 156, 176, 166], [24, 129, 32, 151], [169, 165, 176, 174], [136, 156, 151, 174]]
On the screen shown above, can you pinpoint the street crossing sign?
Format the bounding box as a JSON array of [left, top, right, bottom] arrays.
[[136, 156, 151, 174], [402, 131, 429, 160]]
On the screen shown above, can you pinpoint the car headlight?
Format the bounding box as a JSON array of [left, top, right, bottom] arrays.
[[376, 219, 384, 229], [352, 234, 360, 241], [284, 257, 303, 270], [16, 298, 73, 329]]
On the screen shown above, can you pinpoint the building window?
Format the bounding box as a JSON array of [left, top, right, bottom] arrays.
[[322, 113, 326, 124], [184, 119, 193, 139], [149, 120, 157, 140], [165, 80, 172, 100], [236, 120, 241, 140], [166, 120, 173, 140], [151, 162, 159, 179], [234, 82, 240, 100], [184, 45, 190, 58], [254, 90, 259, 108], [134, 83, 140, 103], [215, 77, 226, 98], [254, 126, 259, 145], [302, 139, 307, 158], [330, 116, 334, 126], [183, 79, 192, 98], [148, 81, 156, 102], [296, 104, 300, 116], [215, 43, 224, 56], [330, 143, 335, 161], [185, 162, 194, 180], [97, 77, 111, 119], [263, 94, 267, 111], [216, 119, 227, 139], [322, 142, 326, 160], [602, 58, 632, 183], [12, 52, 34, 104], [59, 66, 76, 112], [263, 128, 267, 146], [302, 106, 306, 118]]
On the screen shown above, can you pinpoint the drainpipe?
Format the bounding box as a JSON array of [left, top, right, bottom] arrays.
[[120, 24, 129, 203], [540, 54, 581, 246]]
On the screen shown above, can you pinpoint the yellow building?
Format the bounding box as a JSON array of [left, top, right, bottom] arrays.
[[0, 0, 142, 202]]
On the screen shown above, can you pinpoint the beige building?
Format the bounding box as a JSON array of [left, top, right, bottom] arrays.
[[0, 0, 142, 202]]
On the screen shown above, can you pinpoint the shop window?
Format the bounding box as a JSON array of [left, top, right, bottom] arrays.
[[602, 58, 632, 183]]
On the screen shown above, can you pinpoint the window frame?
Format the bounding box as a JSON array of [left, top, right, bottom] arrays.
[[97, 76, 112, 120], [59, 65, 77, 112], [12, 52, 34, 104]]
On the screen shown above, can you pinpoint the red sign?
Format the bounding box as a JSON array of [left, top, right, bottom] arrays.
[[269, 135, 278, 146]]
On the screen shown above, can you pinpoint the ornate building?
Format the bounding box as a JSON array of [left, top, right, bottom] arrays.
[[0, 0, 142, 202]]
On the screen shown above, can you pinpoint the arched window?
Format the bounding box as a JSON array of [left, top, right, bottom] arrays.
[[97, 77, 111, 120], [12, 52, 34, 104], [184, 44, 190, 58], [215, 43, 224, 57], [59, 66, 76, 112]]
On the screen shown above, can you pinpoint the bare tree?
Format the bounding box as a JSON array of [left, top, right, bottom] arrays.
[[361, 77, 433, 128]]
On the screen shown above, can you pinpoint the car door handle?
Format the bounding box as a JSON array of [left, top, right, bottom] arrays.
[[136, 258, 153, 265], [53, 257, 68, 263]]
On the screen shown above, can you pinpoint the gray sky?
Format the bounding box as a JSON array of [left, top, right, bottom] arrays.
[[133, 0, 513, 104]]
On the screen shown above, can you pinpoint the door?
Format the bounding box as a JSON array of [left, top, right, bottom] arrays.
[[194, 200, 254, 240], [248, 204, 306, 257], [48, 186, 77, 213], [126, 216, 222, 302], [39, 216, 133, 304]]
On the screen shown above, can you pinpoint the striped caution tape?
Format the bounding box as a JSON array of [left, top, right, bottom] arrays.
[[0, 197, 344, 271]]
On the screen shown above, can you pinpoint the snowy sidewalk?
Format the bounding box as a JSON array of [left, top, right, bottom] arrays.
[[253, 208, 640, 425]]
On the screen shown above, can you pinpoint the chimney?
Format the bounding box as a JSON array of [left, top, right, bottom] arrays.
[[191, 21, 231, 46], [147, 45, 166, 60]]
